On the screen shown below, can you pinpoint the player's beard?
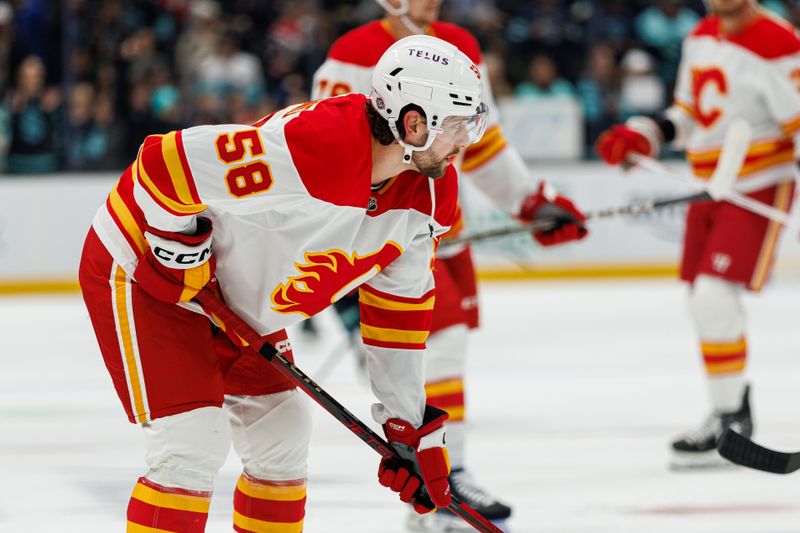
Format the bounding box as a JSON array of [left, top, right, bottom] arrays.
[[412, 148, 455, 179]]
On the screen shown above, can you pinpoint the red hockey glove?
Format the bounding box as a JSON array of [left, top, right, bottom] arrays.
[[519, 181, 588, 247], [595, 118, 658, 166], [133, 217, 215, 304], [379, 405, 451, 514]]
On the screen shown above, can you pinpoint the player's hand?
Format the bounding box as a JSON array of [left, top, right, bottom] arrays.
[[519, 181, 588, 247], [134, 217, 215, 303], [378, 405, 451, 514], [595, 123, 653, 166]]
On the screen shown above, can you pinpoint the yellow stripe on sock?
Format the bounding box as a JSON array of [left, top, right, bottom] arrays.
[[236, 476, 306, 502], [131, 482, 211, 514], [232, 511, 304, 533], [127, 522, 180, 533]]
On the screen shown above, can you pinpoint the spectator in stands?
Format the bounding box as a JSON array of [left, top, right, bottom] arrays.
[[586, 0, 635, 55], [197, 31, 264, 116], [635, 0, 699, 88], [66, 82, 124, 171], [619, 48, 665, 119], [5, 55, 62, 173], [0, 2, 24, 98], [515, 53, 576, 99], [576, 43, 621, 156]]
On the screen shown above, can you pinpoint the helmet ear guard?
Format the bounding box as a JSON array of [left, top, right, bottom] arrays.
[[370, 35, 488, 163]]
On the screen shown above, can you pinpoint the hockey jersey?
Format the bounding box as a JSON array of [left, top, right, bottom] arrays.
[[668, 11, 800, 191], [312, 19, 537, 250], [91, 93, 458, 425]]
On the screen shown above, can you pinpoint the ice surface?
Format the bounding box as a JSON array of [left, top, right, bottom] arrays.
[[2, 279, 800, 532]]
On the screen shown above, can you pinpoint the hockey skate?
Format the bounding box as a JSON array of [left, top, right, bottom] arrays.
[[405, 468, 511, 532], [670, 385, 753, 470]]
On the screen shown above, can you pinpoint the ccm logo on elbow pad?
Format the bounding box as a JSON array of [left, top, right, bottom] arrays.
[[153, 245, 212, 267], [145, 230, 213, 270]]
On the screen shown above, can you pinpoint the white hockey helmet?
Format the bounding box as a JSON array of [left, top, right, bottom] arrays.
[[370, 35, 488, 163]]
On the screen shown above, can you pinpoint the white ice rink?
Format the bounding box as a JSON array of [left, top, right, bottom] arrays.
[[3, 278, 800, 533]]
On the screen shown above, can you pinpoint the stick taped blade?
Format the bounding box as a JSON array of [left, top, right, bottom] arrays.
[[718, 428, 800, 474], [707, 120, 751, 201]]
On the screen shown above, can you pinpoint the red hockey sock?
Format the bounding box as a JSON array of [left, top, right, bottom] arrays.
[[233, 472, 306, 533], [425, 377, 465, 422], [126, 477, 211, 532], [702, 337, 747, 375]]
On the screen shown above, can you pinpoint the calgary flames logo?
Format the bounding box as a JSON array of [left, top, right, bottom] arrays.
[[272, 243, 403, 317]]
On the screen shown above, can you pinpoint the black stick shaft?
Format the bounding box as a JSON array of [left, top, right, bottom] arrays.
[[195, 290, 503, 533], [443, 190, 711, 247]]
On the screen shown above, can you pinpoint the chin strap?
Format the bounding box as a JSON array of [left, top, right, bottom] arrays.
[[399, 14, 425, 35]]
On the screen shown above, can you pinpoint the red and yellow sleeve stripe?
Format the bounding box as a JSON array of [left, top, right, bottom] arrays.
[[460, 124, 507, 173], [136, 131, 206, 216], [358, 285, 435, 350], [687, 138, 795, 179], [106, 165, 148, 255]]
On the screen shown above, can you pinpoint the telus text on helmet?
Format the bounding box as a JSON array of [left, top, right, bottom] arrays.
[[407, 48, 449, 66]]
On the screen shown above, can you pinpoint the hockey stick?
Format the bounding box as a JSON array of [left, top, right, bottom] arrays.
[[629, 121, 791, 225], [193, 289, 503, 533], [442, 118, 752, 248], [717, 428, 800, 474]]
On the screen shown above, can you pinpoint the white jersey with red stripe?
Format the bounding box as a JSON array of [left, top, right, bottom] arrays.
[[312, 19, 537, 246], [90, 93, 458, 425], [668, 11, 800, 190]]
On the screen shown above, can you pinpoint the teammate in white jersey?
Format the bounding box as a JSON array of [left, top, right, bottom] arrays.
[[313, 0, 589, 529], [596, 0, 800, 468], [79, 36, 494, 532]]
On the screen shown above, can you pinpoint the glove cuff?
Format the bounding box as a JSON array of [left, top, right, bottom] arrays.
[[625, 116, 661, 158]]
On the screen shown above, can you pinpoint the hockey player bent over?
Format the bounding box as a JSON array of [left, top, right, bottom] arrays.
[[596, 0, 800, 468], [313, 2, 588, 529], [79, 36, 494, 531]]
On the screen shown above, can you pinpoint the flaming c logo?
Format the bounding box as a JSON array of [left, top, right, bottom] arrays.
[[271, 243, 403, 317]]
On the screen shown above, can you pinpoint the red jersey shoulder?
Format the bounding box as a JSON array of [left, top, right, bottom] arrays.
[[730, 13, 800, 60], [283, 94, 372, 208], [429, 22, 482, 65], [689, 13, 800, 60], [689, 16, 720, 39], [328, 20, 395, 66]]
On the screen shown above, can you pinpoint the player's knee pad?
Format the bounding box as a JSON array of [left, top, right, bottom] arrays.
[[226, 389, 312, 481], [142, 406, 231, 491], [688, 274, 745, 340], [425, 324, 468, 382]]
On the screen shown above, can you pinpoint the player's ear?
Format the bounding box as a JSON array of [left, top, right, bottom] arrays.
[[402, 110, 428, 145]]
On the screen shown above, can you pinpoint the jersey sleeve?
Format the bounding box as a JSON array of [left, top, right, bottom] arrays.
[[359, 233, 436, 427], [358, 169, 457, 427], [758, 52, 800, 137], [132, 130, 207, 234]]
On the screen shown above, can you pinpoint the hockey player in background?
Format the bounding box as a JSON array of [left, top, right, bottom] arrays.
[[596, 0, 800, 468], [78, 36, 500, 532], [313, 0, 588, 529]]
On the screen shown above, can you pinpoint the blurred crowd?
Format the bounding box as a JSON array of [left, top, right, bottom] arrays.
[[1, 0, 798, 173]]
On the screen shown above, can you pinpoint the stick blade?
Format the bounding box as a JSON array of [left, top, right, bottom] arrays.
[[718, 429, 800, 474], [706, 119, 752, 201]]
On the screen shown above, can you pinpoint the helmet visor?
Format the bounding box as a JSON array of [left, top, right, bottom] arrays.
[[433, 102, 488, 147]]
